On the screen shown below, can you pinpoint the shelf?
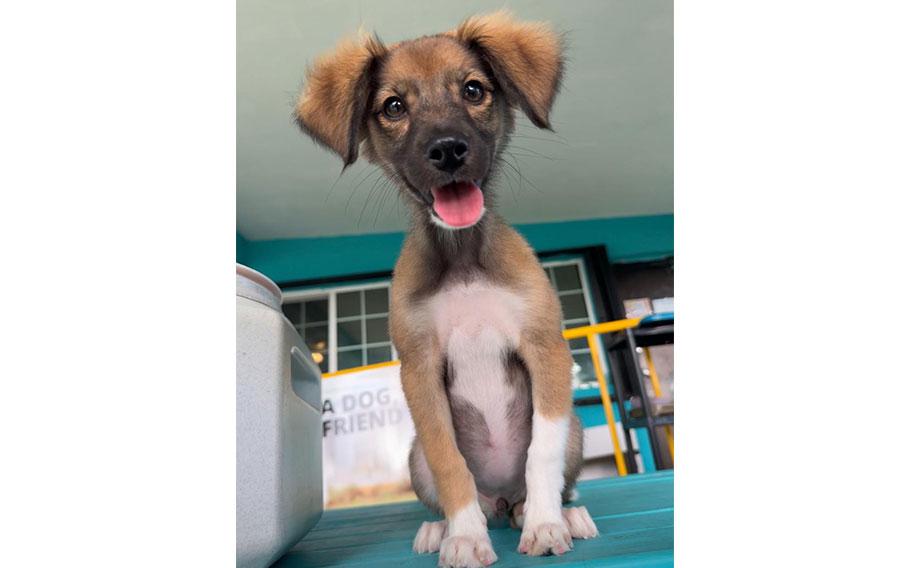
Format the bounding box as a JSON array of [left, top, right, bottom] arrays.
[[624, 415, 675, 430], [606, 324, 674, 349]]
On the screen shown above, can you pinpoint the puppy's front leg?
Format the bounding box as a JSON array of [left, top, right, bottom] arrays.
[[400, 353, 497, 568], [517, 335, 575, 556]]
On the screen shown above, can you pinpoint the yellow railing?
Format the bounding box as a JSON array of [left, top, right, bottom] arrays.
[[321, 316, 667, 476], [571, 318, 674, 472], [322, 360, 400, 379], [565, 318, 640, 476], [562, 318, 641, 339]]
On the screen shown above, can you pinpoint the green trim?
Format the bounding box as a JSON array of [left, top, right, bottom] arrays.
[[236, 232, 250, 265], [238, 214, 673, 284], [242, 231, 404, 284]]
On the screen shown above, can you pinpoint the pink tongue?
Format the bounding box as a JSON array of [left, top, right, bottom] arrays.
[[430, 182, 484, 227]]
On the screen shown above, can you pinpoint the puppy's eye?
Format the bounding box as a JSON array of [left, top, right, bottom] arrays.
[[382, 96, 406, 119], [463, 80, 485, 103]]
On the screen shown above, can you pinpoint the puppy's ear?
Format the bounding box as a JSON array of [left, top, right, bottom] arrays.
[[295, 34, 386, 167], [452, 11, 564, 129]]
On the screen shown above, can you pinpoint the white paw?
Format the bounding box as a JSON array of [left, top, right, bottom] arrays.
[[518, 520, 572, 556], [413, 520, 447, 554], [562, 506, 599, 539], [438, 533, 497, 567]]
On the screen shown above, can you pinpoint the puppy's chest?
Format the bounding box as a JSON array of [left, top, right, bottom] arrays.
[[426, 280, 525, 355]]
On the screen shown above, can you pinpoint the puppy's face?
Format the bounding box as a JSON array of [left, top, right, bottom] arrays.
[[363, 37, 506, 229], [296, 12, 563, 230]]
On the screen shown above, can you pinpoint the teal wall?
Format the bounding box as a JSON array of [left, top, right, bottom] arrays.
[[236, 232, 250, 264], [237, 214, 673, 285]]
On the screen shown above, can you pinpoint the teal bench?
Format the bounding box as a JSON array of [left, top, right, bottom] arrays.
[[277, 471, 673, 567]]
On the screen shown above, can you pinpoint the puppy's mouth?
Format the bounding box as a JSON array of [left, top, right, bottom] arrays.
[[429, 181, 485, 229]]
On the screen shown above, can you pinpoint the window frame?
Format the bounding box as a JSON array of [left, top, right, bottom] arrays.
[[541, 258, 610, 391], [542, 258, 600, 328], [282, 280, 396, 373]]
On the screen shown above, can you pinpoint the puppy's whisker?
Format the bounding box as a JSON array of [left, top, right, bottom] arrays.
[[506, 145, 557, 160], [345, 166, 384, 212], [495, 168, 518, 202], [373, 170, 398, 223], [493, 160, 519, 204], [394, 184, 406, 219], [373, 180, 396, 228], [342, 163, 375, 195], [507, 152, 555, 161], [502, 152, 543, 195], [357, 171, 387, 226], [325, 168, 349, 204], [515, 123, 570, 141], [510, 133, 570, 146]]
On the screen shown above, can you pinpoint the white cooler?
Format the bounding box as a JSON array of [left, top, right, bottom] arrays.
[[236, 264, 323, 567]]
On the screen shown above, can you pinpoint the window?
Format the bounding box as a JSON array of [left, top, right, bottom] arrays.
[[281, 298, 329, 373], [282, 283, 395, 373], [541, 259, 603, 391], [336, 288, 393, 370]]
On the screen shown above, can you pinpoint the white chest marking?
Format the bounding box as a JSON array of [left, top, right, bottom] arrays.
[[428, 281, 524, 349], [427, 281, 525, 438]]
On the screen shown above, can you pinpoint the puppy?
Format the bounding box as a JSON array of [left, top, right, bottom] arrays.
[[296, 12, 597, 567]]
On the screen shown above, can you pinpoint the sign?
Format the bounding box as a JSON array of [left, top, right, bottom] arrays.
[[321, 364, 417, 509]]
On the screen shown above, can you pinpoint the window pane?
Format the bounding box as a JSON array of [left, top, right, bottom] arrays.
[[364, 288, 389, 314], [337, 319, 362, 347], [564, 318, 590, 329], [366, 316, 389, 343], [560, 293, 588, 320], [281, 302, 301, 325], [569, 337, 588, 350], [337, 291, 361, 318], [367, 345, 392, 364], [303, 324, 328, 353], [338, 349, 364, 370], [553, 265, 582, 291], [572, 351, 597, 386], [304, 299, 328, 323]]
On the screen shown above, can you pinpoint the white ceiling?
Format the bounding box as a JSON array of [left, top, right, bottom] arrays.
[[237, 0, 672, 240]]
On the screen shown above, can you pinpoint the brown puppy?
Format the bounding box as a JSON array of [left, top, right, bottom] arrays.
[[296, 12, 598, 567]]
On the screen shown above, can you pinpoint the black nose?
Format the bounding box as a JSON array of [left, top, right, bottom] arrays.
[[426, 137, 469, 173]]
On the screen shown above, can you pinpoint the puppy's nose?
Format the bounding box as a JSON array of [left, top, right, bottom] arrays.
[[426, 137, 469, 173]]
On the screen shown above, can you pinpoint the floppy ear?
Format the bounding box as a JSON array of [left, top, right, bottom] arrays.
[[452, 11, 564, 129], [295, 34, 386, 167]]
